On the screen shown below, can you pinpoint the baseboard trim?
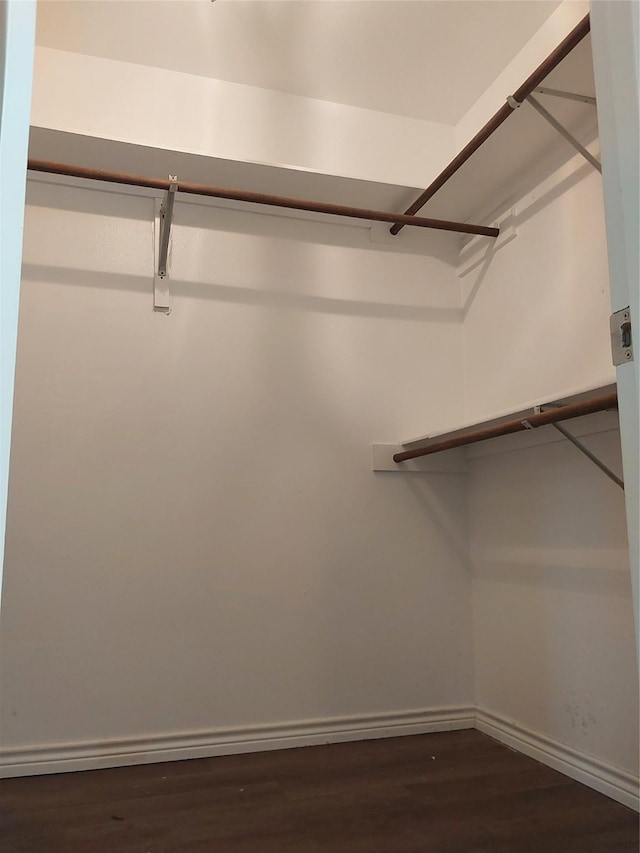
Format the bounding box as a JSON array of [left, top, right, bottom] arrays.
[[4, 704, 637, 811], [476, 707, 640, 811], [0, 705, 475, 778]]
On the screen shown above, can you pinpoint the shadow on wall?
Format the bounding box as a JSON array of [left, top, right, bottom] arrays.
[[21, 264, 462, 325], [22, 174, 465, 324], [402, 474, 471, 569], [459, 158, 596, 318], [372, 469, 472, 573], [25, 177, 459, 263], [470, 432, 629, 596], [473, 553, 630, 596]]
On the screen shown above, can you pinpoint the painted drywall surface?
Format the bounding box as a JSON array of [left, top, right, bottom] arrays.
[[30, 46, 455, 191], [0, 0, 36, 593], [460, 77, 637, 778], [34, 0, 561, 125], [7, 0, 634, 785], [461, 157, 614, 423], [468, 426, 638, 775], [0, 180, 473, 750], [455, 0, 590, 152]]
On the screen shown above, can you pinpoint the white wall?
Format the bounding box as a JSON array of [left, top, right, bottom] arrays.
[[31, 46, 455, 191], [469, 420, 638, 803], [462, 156, 614, 423], [461, 140, 638, 805], [4, 1, 473, 776], [1, 0, 636, 806], [0, 178, 474, 772], [456, 0, 589, 152]]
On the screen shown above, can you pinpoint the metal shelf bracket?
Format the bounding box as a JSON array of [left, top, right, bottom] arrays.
[[534, 86, 597, 106], [525, 95, 601, 172], [154, 175, 177, 313], [551, 422, 624, 489], [534, 404, 624, 489]]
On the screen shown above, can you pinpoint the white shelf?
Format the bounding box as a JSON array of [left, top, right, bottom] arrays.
[[420, 35, 598, 225]]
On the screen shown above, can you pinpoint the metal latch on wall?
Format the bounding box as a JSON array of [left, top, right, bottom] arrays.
[[610, 307, 634, 365], [154, 176, 177, 313]]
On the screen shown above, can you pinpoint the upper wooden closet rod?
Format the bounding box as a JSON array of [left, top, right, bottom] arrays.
[[27, 160, 499, 238], [390, 13, 592, 235]]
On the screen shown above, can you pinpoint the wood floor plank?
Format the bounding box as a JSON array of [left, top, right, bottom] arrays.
[[1, 730, 637, 852]]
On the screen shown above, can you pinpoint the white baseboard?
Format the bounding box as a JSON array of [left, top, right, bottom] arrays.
[[4, 704, 637, 813], [0, 705, 475, 778], [476, 707, 640, 812]]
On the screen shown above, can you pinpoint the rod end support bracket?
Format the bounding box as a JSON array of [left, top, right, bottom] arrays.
[[154, 176, 178, 314]]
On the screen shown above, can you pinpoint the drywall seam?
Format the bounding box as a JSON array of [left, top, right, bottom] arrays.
[[476, 707, 640, 811], [0, 706, 475, 778]]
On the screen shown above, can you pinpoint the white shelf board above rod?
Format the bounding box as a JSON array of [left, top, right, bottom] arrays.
[[400, 381, 617, 448]]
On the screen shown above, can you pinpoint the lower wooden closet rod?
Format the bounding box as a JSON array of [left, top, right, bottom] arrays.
[[393, 392, 618, 462]]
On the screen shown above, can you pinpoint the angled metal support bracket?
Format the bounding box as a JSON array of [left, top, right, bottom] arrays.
[[534, 86, 597, 106], [551, 422, 624, 489], [525, 95, 602, 173], [154, 175, 177, 313], [528, 403, 623, 489]]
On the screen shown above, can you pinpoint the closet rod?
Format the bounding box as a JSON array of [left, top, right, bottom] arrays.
[[27, 160, 499, 238], [390, 13, 591, 235], [393, 392, 617, 462]]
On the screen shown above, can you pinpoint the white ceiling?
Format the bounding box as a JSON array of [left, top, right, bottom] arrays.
[[36, 0, 562, 124]]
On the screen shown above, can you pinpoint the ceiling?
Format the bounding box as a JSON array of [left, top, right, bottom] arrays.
[[36, 0, 562, 125]]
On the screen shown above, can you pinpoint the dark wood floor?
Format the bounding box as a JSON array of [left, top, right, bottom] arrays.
[[0, 730, 637, 852]]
